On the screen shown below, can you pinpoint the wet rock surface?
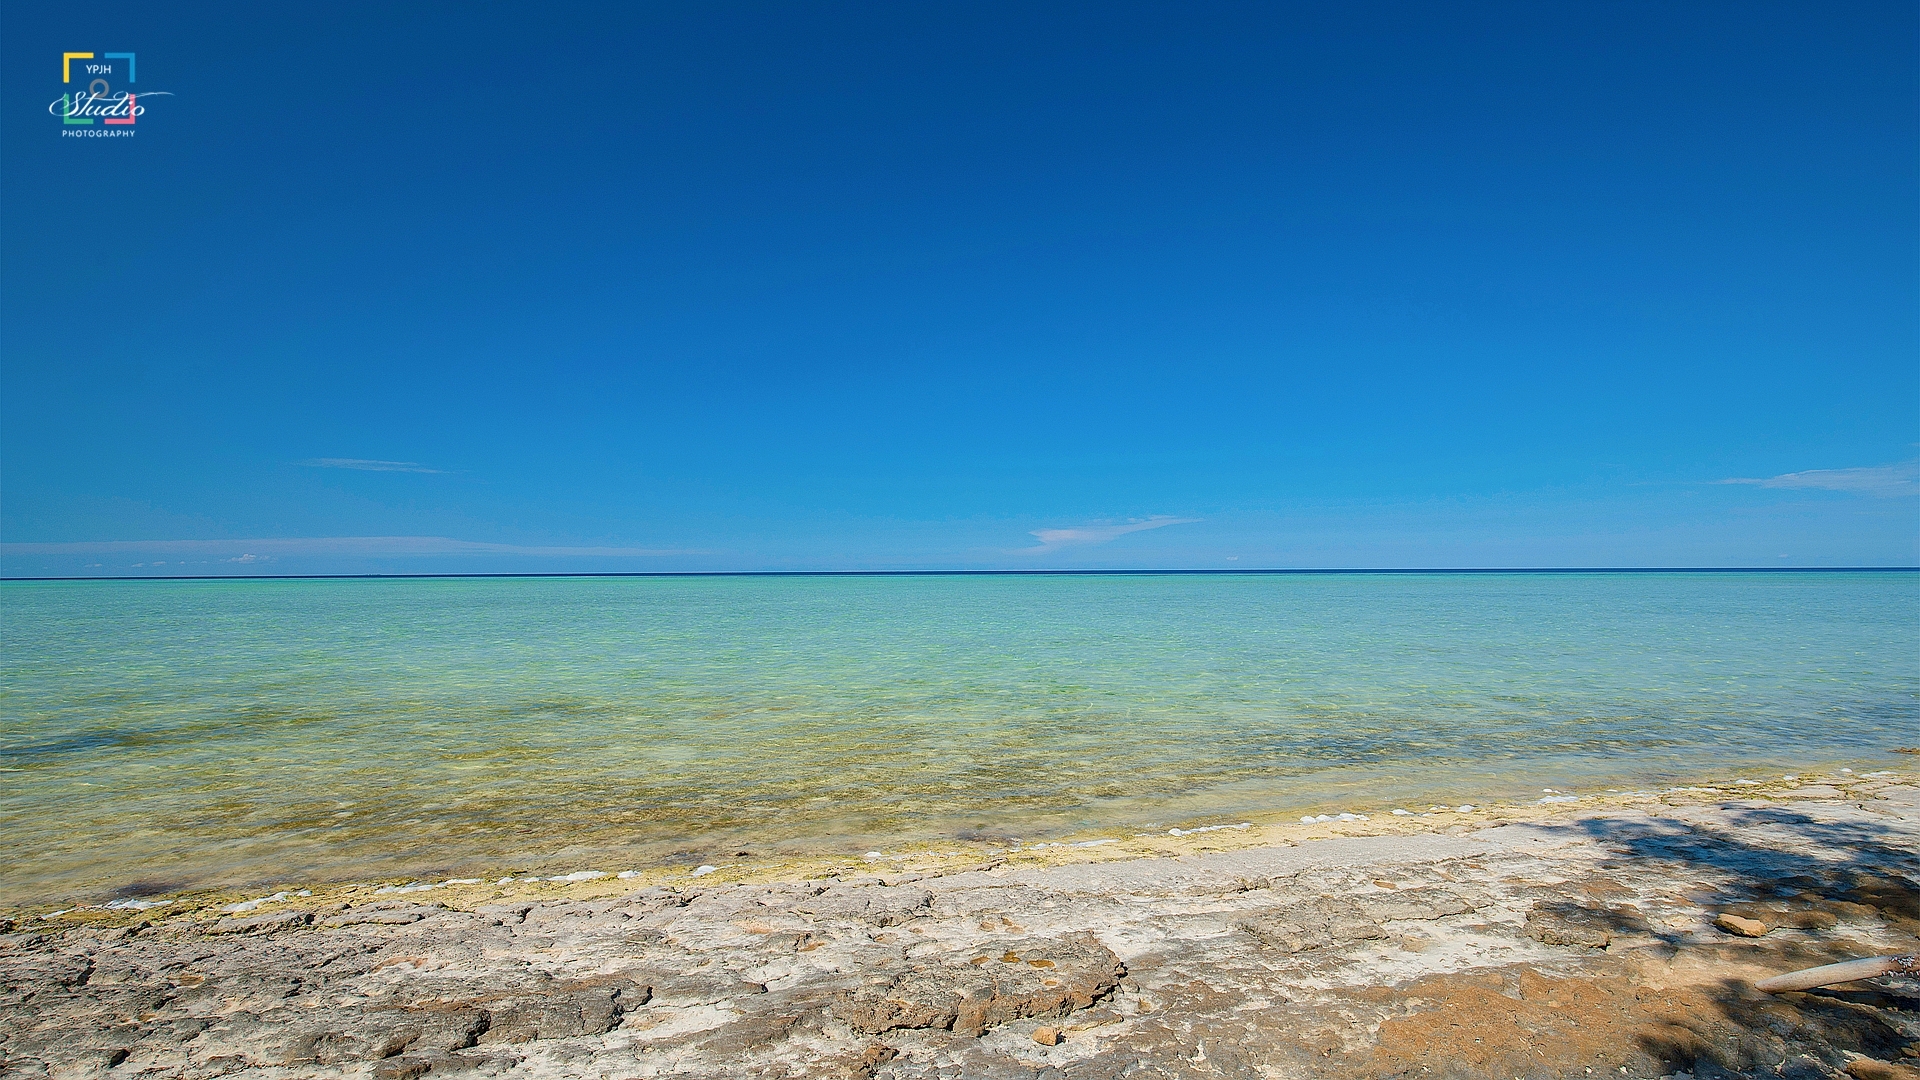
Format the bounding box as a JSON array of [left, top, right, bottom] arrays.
[[4, 785, 1920, 1078]]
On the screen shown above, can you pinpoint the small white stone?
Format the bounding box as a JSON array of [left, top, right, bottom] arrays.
[[1391, 809, 1413, 816], [617, 870, 640, 879], [690, 865, 717, 877], [1456, 805, 1475, 813]]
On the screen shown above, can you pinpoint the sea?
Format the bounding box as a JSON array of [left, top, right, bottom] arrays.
[[1, 571, 1915, 904]]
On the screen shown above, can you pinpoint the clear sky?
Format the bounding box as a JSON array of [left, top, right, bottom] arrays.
[[3, 2, 1915, 575]]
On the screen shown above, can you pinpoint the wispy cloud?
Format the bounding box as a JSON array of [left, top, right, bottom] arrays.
[[1024, 516, 1200, 553], [300, 458, 445, 474], [1, 537, 696, 558], [1717, 460, 1919, 497]]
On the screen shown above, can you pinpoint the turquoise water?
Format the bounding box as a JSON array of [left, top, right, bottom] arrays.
[[1, 572, 1915, 903]]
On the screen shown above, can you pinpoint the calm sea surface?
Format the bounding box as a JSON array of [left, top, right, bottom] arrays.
[[2, 572, 1915, 903]]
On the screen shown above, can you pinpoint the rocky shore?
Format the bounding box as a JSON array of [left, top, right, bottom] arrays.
[[6, 774, 1920, 1079]]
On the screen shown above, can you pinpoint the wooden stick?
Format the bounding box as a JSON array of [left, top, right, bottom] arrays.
[[1755, 955, 1919, 994]]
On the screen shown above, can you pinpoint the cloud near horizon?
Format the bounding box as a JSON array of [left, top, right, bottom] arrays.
[[1024, 516, 1200, 553], [0, 536, 694, 558], [1718, 460, 1918, 497], [300, 458, 446, 473]]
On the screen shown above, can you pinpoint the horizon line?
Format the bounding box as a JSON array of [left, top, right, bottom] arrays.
[[1, 566, 1915, 583]]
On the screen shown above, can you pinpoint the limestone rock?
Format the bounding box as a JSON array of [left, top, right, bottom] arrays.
[[1715, 912, 1770, 937], [1356, 889, 1473, 922], [793, 885, 931, 926], [1524, 901, 1647, 948], [207, 910, 312, 935], [831, 935, 1123, 1037], [1236, 901, 1361, 951], [1846, 1059, 1920, 1080], [373, 1057, 434, 1080], [1239, 889, 1472, 954], [475, 984, 637, 1043], [1723, 900, 1840, 929], [391, 1006, 490, 1053], [474, 901, 535, 925], [323, 908, 428, 927], [834, 1043, 898, 1079]]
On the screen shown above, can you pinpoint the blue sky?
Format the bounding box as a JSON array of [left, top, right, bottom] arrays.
[[2, 2, 1915, 574]]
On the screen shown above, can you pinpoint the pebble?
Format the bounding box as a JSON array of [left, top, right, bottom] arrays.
[[1032, 1026, 1063, 1045], [691, 865, 718, 877], [1715, 912, 1770, 937]]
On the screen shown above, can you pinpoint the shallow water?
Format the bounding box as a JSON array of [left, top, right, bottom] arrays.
[[1, 572, 1915, 903]]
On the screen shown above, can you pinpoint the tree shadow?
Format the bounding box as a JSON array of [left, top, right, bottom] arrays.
[[1534, 807, 1920, 1076]]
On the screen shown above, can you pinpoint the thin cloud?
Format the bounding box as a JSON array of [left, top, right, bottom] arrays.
[[1024, 516, 1200, 553], [301, 458, 445, 474], [1717, 461, 1919, 497], [1, 537, 697, 558]]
